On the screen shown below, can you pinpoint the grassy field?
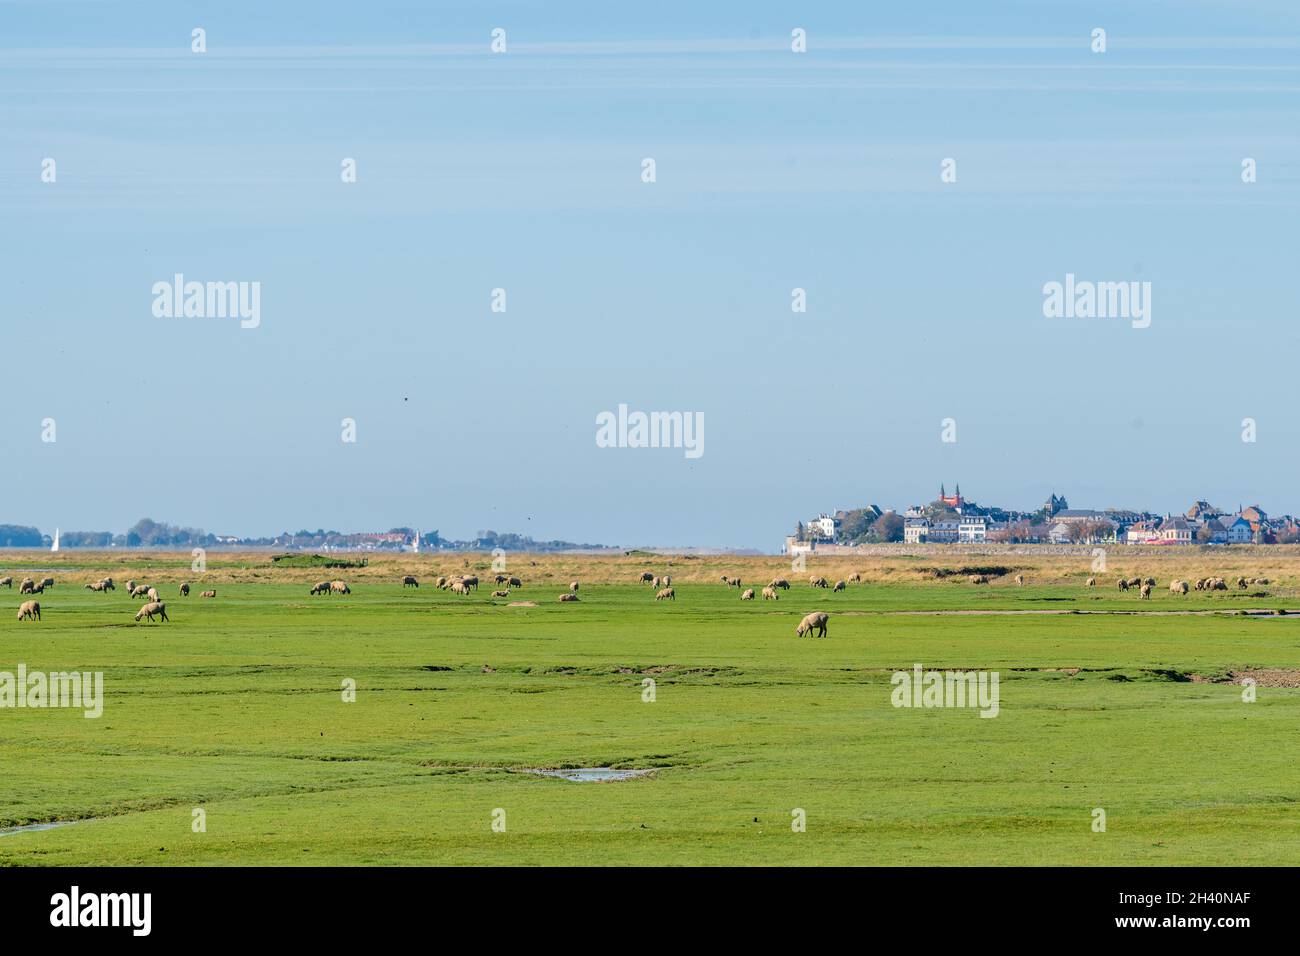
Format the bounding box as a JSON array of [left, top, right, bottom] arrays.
[[1, 548, 1298, 865]]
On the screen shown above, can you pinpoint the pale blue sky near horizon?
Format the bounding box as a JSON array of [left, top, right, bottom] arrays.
[[1, 1, 1298, 550]]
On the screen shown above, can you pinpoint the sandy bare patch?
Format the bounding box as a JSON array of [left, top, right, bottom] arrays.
[[1232, 669, 1300, 688], [508, 601, 538, 607]]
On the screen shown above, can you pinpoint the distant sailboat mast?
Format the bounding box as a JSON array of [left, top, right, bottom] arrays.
[[51, 528, 60, 552], [412, 529, 420, 554]]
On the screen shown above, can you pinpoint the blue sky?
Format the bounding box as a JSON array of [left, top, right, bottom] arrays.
[[2, 1, 1298, 549]]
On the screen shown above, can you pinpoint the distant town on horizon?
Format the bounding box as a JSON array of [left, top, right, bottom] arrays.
[[789, 484, 1294, 554], [1, 484, 1296, 554]]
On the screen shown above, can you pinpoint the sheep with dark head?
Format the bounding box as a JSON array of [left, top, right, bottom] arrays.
[[135, 601, 169, 623], [795, 611, 829, 638]]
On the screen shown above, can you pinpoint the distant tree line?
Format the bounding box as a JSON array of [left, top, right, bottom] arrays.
[[0, 525, 42, 547], [0, 519, 607, 551]]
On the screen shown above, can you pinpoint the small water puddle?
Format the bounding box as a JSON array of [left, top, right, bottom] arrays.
[[0, 821, 75, 837], [526, 767, 652, 782]]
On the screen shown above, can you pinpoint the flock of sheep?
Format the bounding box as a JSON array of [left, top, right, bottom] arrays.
[[640, 570, 839, 636], [11, 562, 1272, 635], [1080, 574, 1270, 599], [700, 571, 866, 601], [6, 574, 213, 625]]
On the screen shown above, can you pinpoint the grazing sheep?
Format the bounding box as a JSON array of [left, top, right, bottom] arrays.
[[19, 579, 36, 594], [491, 589, 510, 598], [1194, 578, 1206, 591], [1139, 583, 1152, 600], [1086, 576, 1096, 587], [1014, 574, 1024, 586], [661, 575, 671, 587], [26, 583, 44, 594], [101, 578, 114, 591], [795, 611, 829, 638], [130, 585, 150, 599], [461, 576, 479, 591], [200, 590, 216, 598], [558, 593, 579, 602], [720, 576, 741, 588], [495, 574, 509, 585], [1211, 579, 1228, 591], [403, 576, 419, 588], [1144, 577, 1156, 587], [651, 576, 662, 589], [1127, 577, 1142, 588], [639, 572, 655, 584], [135, 601, 169, 623], [85, 581, 107, 592], [330, 581, 351, 595], [309, 582, 329, 595], [179, 583, 190, 596], [761, 586, 778, 601], [1170, 580, 1188, 595], [655, 587, 676, 601], [569, 581, 579, 593], [125, 580, 136, 593], [848, 572, 862, 583], [40, 577, 54, 589], [770, 579, 790, 590], [146, 587, 160, 603], [1117, 579, 1129, 592], [1254, 577, 1270, 585], [969, 575, 988, 585], [435, 576, 448, 589], [508, 576, 522, 588], [0, 576, 10, 588], [16, 600, 40, 622], [810, 576, 828, 588], [741, 588, 755, 600], [450, 581, 471, 595], [832, 580, 846, 592]]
